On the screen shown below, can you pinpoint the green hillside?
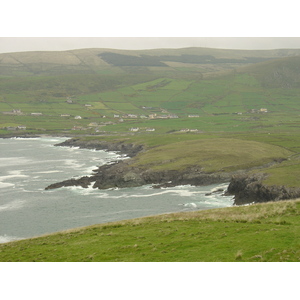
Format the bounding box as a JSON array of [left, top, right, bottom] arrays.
[[1, 199, 299, 262]]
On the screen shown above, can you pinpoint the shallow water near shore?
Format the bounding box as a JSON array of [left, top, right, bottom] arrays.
[[0, 137, 234, 243]]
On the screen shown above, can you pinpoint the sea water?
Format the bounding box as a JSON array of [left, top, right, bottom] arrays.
[[0, 137, 234, 243]]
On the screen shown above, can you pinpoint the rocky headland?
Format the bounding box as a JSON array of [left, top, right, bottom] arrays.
[[226, 173, 300, 205], [45, 138, 300, 205]]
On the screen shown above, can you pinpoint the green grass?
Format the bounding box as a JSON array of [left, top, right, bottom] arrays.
[[1, 199, 299, 262], [2, 70, 300, 136], [132, 138, 293, 172]]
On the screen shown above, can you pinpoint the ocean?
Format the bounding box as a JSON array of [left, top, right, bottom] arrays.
[[0, 137, 234, 243]]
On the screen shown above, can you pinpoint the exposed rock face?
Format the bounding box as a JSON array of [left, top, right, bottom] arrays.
[[44, 138, 231, 191], [227, 173, 300, 205], [45, 159, 232, 190], [55, 138, 144, 157], [46, 138, 300, 206]]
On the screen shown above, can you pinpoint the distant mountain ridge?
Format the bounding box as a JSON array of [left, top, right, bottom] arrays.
[[1, 47, 300, 77]]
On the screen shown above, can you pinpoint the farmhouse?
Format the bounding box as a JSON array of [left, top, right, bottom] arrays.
[[130, 127, 139, 132], [74, 116, 82, 119], [5, 126, 17, 131], [260, 108, 268, 112]]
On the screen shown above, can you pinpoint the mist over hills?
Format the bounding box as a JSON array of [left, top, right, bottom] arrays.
[[1, 47, 300, 77], [1, 46, 300, 137]]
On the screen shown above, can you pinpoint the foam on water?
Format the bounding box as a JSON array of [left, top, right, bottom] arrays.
[[0, 157, 32, 166], [0, 137, 234, 243], [0, 199, 26, 211], [0, 235, 22, 243], [35, 170, 64, 174], [0, 182, 14, 189]]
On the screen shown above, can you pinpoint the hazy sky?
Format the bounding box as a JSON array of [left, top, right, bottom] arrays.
[[1, 37, 300, 54], [1, 0, 299, 54]]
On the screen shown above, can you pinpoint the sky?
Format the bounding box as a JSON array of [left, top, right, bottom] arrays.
[[1, 37, 300, 54], [1, 0, 299, 54]]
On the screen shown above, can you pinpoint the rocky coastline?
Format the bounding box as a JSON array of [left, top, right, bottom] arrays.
[[226, 173, 300, 205], [45, 138, 300, 205]]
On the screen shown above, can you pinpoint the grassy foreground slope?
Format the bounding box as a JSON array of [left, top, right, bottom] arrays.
[[1, 199, 299, 262]]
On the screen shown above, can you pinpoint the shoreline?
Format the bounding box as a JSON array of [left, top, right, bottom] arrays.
[[3, 134, 300, 205], [46, 137, 300, 205]]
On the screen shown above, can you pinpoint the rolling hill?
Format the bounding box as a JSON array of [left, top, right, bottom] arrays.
[[1, 47, 300, 77], [1, 47, 300, 136]]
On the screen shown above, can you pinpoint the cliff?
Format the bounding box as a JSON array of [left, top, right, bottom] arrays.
[[56, 138, 144, 158], [45, 138, 300, 206], [227, 173, 300, 205], [45, 159, 231, 191]]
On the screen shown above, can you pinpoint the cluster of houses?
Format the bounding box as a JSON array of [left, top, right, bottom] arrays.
[[129, 127, 155, 132], [3, 125, 27, 131], [2, 109, 23, 115]]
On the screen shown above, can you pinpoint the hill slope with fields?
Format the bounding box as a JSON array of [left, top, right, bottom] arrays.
[[1, 47, 300, 77], [1, 47, 300, 205]]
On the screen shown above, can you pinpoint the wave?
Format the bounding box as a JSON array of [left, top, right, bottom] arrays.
[[0, 171, 28, 179], [0, 199, 26, 211], [0, 157, 32, 167], [10, 137, 40, 140], [35, 170, 64, 174], [0, 182, 15, 189], [0, 235, 23, 244]]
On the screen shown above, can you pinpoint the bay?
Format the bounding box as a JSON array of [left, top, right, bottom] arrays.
[[0, 137, 234, 243]]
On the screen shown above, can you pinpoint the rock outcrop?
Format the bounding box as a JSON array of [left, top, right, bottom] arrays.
[[55, 138, 144, 157], [45, 158, 232, 190], [46, 138, 300, 206], [226, 173, 300, 205]]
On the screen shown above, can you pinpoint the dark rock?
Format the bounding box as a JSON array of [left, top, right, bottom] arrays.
[[45, 176, 93, 190], [227, 173, 300, 205], [55, 138, 144, 158]]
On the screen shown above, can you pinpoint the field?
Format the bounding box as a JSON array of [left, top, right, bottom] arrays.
[[0, 199, 299, 262], [1, 71, 300, 136]]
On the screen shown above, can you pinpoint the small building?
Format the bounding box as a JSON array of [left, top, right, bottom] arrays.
[[31, 113, 43, 116], [149, 114, 157, 119], [130, 127, 139, 132], [74, 116, 82, 120], [128, 114, 138, 118]]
